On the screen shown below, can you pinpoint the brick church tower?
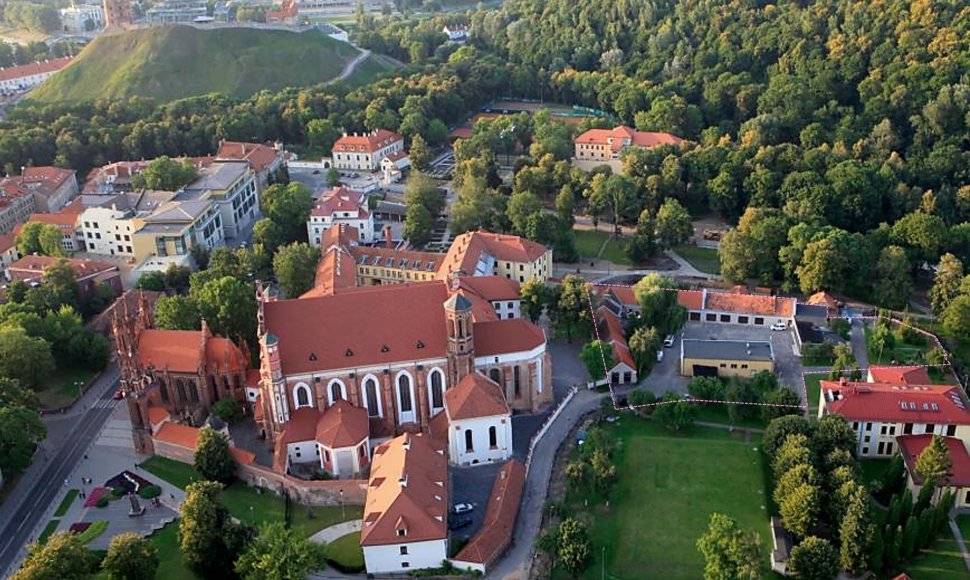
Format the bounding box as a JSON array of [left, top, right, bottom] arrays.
[[113, 291, 156, 454], [443, 290, 474, 389]]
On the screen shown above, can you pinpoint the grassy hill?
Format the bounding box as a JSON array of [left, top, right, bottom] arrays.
[[29, 26, 362, 104]]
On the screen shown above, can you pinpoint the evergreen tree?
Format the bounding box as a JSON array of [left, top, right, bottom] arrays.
[[788, 537, 839, 580], [917, 508, 935, 549], [886, 525, 902, 569], [839, 486, 873, 575], [900, 515, 919, 560], [194, 425, 236, 484], [915, 478, 936, 516], [914, 435, 953, 483], [869, 524, 885, 574]]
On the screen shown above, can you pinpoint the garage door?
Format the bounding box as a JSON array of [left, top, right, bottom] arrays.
[[693, 365, 719, 377]]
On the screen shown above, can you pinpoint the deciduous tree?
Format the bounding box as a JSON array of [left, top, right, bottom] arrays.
[[788, 536, 839, 580], [102, 532, 159, 580], [579, 340, 613, 381], [930, 253, 964, 315], [235, 522, 326, 580], [655, 197, 693, 249], [15, 222, 64, 257], [0, 326, 54, 389], [260, 182, 314, 243], [13, 532, 93, 580], [839, 486, 874, 575], [194, 425, 236, 484], [556, 518, 591, 576], [130, 156, 197, 191], [696, 513, 763, 580], [272, 243, 321, 298], [180, 481, 252, 578]]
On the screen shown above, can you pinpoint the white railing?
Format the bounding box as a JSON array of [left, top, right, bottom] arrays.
[[524, 386, 579, 475]]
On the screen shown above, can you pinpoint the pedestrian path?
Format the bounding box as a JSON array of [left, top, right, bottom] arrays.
[[309, 519, 362, 544], [949, 509, 970, 573]]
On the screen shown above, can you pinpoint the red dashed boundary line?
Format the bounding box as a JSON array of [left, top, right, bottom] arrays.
[[582, 284, 957, 413]]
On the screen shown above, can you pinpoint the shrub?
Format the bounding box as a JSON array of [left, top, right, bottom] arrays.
[[688, 376, 725, 401], [138, 485, 161, 499], [110, 486, 127, 498], [211, 398, 243, 424], [96, 495, 109, 508]]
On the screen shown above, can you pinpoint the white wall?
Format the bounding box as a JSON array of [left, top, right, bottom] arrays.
[[285, 440, 320, 465], [475, 343, 546, 394], [363, 538, 447, 574], [491, 299, 521, 320], [79, 206, 136, 257], [449, 414, 512, 466]]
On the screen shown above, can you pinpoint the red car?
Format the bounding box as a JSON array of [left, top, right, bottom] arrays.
[[112, 389, 125, 400]]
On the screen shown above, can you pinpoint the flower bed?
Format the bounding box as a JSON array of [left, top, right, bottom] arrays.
[[84, 487, 109, 508]]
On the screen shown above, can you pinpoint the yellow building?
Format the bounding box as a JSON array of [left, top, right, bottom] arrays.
[[131, 200, 224, 266], [352, 246, 444, 286], [680, 339, 774, 378], [437, 231, 552, 284]]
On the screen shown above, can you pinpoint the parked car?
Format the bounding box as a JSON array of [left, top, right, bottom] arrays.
[[663, 335, 675, 348], [770, 322, 788, 331], [312, 169, 320, 175], [452, 503, 473, 515], [113, 389, 125, 400], [448, 516, 472, 531]]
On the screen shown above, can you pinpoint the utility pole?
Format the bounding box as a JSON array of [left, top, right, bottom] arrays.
[[601, 546, 605, 580]]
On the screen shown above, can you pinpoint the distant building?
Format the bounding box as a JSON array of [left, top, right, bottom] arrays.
[[572, 125, 683, 173], [132, 199, 224, 267], [0, 233, 21, 271], [180, 161, 259, 239], [0, 57, 73, 95], [307, 187, 374, 245], [442, 24, 468, 41], [79, 190, 178, 258], [266, 0, 298, 25], [214, 141, 286, 190], [438, 231, 553, 284], [8, 166, 80, 212], [0, 180, 39, 234], [145, 0, 208, 23], [20, 198, 85, 253], [7, 255, 122, 300], [595, 307, 638, 385], [330, 130, 405, 172], [103, 0, 132, 26], [60, 4, 106, 32]]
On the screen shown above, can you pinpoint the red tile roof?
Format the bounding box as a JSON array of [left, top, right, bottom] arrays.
[[445, 373, 509, 420], [134, 329, 246, 374], [8, 255, 118, 282], [457, 289, 499, 323], [264, 282, 450, 375], [868, 365, 932, 385], [310, 187, 369, 218], [301, 244, 358, 298], [0, 57, 72, 82], [316, 400, 369, 449], [25, 197, 83, 229], [333, 130, 403, 155], [216, 141, 282, 174], [704, 290, 795, 317], [351, 245, 444, 274], [821, 380, 970, 425], [807, 291, 839, 311], [278, 407, 319, 445], [596, 307, 636, 370], [18, 166, 75, 196], [0, 232, 17, 254], [438, 231, 548, 279], [897, 435, 970, 487], [453, 460, 525, 566], [574, 126, 683, 151], [148, 406, 170, 425], [459, 276, 521, 302], [473, 318, 545, 357], [361, 433, 448, 547]]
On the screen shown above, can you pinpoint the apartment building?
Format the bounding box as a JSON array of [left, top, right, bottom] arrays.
[[131, 200, 224, 267], [180, 161, 258, 239], [331, 130, 405, 172]]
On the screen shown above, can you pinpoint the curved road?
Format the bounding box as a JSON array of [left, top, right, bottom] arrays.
[[0, 365, 120, 576]]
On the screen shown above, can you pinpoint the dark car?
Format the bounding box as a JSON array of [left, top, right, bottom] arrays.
[[113, 389, 125, 400], [448, 516, 472, 531]]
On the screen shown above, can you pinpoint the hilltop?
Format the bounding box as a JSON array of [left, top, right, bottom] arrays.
[[29, 26, 363, 104]]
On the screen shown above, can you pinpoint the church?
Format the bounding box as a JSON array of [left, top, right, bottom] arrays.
[[255, 272, 553, 476]]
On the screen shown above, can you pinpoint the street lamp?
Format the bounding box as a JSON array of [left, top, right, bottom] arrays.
[[75, 380, 84, 401], [249, 505, 254, 525], [339, 489, 344, 520]]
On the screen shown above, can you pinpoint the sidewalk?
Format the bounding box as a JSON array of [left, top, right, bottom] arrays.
[[309, 519, 362, 544], [949, 509, 970, 573], [488, 388, 605, 579]]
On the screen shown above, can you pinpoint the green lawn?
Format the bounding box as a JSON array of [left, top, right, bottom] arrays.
[[673, 245, 721, 274], [38, 519, 60, 544], [865, 327, 934, 366], [53, 489, 79, 517], [572, 229, 631, 266], [140, 456, 361, 537], [566, 418, 770, 579], [904, 522, 970, 579], [37, 367, 97, 410], [327, 532, 365, 572], [76, 520, 108, 545], [343, 54, 398, 89], [150, 521, 197, 579], [691, 403, 769, 430]]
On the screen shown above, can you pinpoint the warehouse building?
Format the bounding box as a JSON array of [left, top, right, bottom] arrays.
[[680, 340, 774, 378]]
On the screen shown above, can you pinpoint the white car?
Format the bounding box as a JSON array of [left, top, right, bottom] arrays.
[[663, 335, 675, 347], [452, 503, 473, 515], [770, 322, 788, 331]]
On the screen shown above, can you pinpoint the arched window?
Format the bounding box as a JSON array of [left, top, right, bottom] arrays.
[[208, 375, 218, 402], [489, 368, 502, 384], [398, 374, 413, 413], [364, 377, 381, 417], [293, 383, 312, 409], [430, 370, 444, 410], [188, 381, 199, 403], [329, 380, 346, 405], [464, 429, 473, 452], [222, 376, 230, 397], [513, 366, 521, 398], [158, 377, 169, 404], [175, 379, 187, 403], [489, 426, 497, 449]]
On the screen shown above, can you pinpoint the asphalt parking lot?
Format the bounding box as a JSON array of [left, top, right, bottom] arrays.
[[639, 321, 805, 401]]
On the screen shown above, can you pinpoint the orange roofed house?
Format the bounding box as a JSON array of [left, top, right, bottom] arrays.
[[6, 255, 122, 301], [361, 433, 449, 574], [111, 292, 250, 454], [573, 125, 683, 163], [897, 434, 970, 508], [0, 57, 73, 95], [818, 376, 970, 458], [331, 130, 407, 173], [215, 140, 287, 190]]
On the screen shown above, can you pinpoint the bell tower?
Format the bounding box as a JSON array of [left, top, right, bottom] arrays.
[[443, 289, 474, 388]]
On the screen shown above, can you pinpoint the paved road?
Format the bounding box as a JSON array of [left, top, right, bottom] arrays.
[[851, 318, 870, 369], [0, 366, 121, 576]]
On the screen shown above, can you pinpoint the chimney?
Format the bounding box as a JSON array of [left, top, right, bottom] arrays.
[[384, 226, 393, 249], [398, 474, 408, 488]]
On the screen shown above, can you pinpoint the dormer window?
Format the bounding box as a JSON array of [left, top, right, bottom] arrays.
[[397, 528, 407, 537], [345, 348, 354, 357], [309, 353, 317, 361]]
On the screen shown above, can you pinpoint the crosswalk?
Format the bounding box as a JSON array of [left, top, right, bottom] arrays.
[[91, 398, 119, 410]]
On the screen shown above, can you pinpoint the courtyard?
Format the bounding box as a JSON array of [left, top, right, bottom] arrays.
[[561, 417, 771, 579], [639, 320, 806, 403]]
